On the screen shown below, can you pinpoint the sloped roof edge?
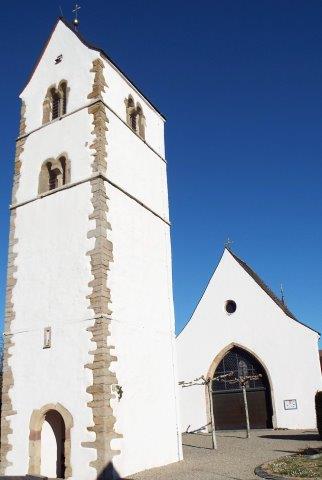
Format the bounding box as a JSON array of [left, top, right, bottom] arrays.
[[227, 248, 320, 336], [177, 247, 320, 338], [21, 17, 165, 120]]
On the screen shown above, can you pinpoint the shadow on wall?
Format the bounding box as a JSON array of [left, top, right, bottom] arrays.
[[260, 432, 320, 441]]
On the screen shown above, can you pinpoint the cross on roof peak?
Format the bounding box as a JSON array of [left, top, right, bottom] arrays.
[[225, 237, 234, 250]]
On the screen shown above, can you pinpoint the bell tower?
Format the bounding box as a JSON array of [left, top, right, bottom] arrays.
[[1, 19, 182, 479]]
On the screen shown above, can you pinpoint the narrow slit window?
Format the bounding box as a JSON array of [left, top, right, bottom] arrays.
[[60, 156, 66, 185], [43, 327, 51, 349], [130, 112, 137, 131], [60, 82, 67, 115], [51, 90, 61, 120], [137, 105, 145, 140], [48, 164, 59, 190]]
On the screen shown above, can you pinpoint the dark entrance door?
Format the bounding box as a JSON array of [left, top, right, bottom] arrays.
[[212, 347, 272, 430]]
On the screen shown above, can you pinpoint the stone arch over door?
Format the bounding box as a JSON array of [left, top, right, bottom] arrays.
[[28, 403, 73, 478], [205, 343, 276, 430]]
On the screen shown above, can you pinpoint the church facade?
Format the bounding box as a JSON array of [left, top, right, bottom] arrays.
[[177, 248, 321, 433], [1, 19, 182, 479]]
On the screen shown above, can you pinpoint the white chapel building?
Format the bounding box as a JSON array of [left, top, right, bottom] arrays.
[[0, 18, 182, 479], [177, 248, 322, 433]]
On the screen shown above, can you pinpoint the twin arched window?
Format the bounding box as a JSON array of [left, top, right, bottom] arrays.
[[42, 81, 68, 124], [38, 155, 70, 194], [125, 96, 145, 140]]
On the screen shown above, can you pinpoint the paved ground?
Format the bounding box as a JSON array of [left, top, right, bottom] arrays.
[[128, 429, 321, 480]]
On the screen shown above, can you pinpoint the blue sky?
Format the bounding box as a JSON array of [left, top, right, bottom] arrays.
[[0, 1, 321, 343]]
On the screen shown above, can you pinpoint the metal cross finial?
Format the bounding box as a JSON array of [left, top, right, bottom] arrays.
[[73, 4, 81, 30], [225, 237, 234, 250]]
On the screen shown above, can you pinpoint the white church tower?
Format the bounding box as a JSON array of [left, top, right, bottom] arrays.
[[1, 18, 182, 479]]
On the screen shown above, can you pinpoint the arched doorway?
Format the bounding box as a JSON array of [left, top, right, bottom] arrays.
[[41, 410, 66, 478], [212, 347, 273, 430], [28, 403, 73, 478]]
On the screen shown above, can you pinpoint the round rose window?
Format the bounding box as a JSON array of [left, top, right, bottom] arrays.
[[225, 300, 237, 314]]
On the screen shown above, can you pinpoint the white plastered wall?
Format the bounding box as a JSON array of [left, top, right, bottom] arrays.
[[107, 112, 168, 219], [7, 185, 98, 480], [5, 21, 100, 478], [107, 185, 182, 478], [102, 32, 181, 477], [105, 87, 182, 477], [177, 249, 322, 432]]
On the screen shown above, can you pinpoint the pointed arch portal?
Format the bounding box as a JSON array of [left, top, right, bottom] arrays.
[[211, 346, 273, 430]]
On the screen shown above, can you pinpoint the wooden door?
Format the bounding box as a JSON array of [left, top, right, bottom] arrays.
[[213, 388, 270, 430], [212, 347, 272, 430]]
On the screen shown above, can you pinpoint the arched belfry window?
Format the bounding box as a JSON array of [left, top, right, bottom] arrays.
[[125, 95, 146, 140], [42, 81, 69, 124], [38, 155, 71, 194]]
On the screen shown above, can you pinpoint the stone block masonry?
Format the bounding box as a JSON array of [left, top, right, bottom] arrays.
[[0, 101, 26, 474], [82, 57, 122, 479]]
